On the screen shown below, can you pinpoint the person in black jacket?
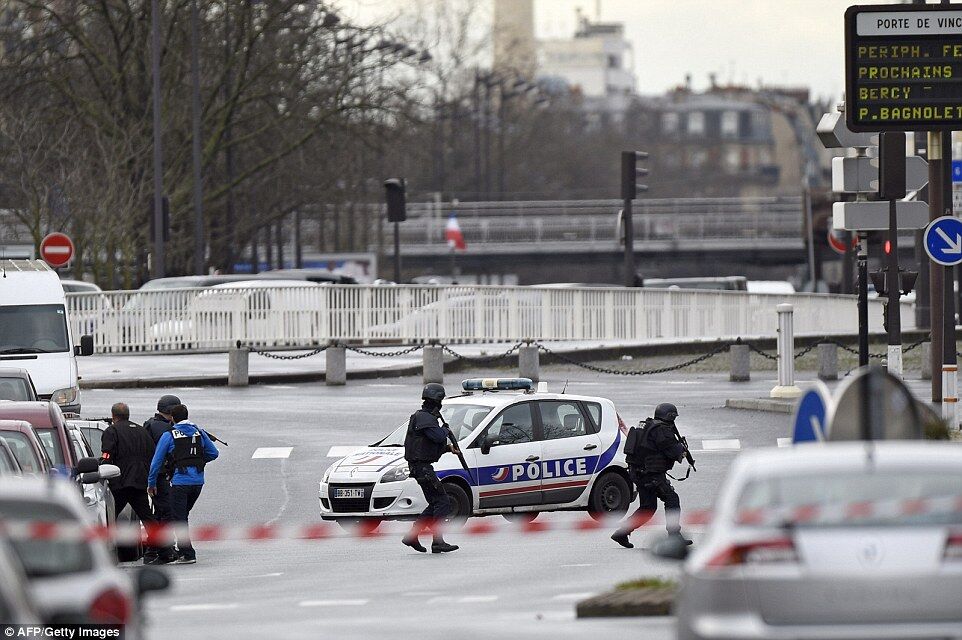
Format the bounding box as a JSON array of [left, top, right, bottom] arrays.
[[143, 394, 180, 524], [401, 383, 459, 554], [611, 403, 693, 548], [100, 402, 175, 564]]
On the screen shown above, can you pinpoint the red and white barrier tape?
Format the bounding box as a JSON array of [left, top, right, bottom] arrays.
[[1, 494, 960, 544]]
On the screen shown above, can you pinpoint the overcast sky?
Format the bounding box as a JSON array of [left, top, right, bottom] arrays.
[[336, 0, 888, 102]]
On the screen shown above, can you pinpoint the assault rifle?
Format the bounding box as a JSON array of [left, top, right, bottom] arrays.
[[442, 421, 474, 485], [672, 424, 696, 472]]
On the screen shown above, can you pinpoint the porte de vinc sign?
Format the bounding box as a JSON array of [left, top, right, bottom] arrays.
[[846, 3, 962, 131]]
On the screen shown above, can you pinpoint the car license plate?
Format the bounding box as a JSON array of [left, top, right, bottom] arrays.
[[334, 488, 365, 499]]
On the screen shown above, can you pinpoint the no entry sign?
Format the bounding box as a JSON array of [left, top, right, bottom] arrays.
[[39, 232, 74, 268]]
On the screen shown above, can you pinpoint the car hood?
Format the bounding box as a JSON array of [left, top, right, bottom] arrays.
[[14, 353, 74, 396], [333, 447, 405, 473]]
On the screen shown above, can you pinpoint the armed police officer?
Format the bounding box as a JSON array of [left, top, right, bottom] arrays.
[[401, 383, 459, 554], [143, 394, 180, 525], [611, 403, 694, 548]]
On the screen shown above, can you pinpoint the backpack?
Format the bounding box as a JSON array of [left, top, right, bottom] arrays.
[[623, 418, 654, 459]]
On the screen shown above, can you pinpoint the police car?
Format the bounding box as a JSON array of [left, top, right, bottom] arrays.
[[319, 378, 633, 525]]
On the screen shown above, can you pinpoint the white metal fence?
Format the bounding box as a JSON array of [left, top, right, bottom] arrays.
[[65, 285, 913, 354]]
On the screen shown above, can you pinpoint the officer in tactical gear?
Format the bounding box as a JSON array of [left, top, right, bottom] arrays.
[[143, 394, 181, 524], [401, 383, 459, 554], [611, 402, 694, 548]]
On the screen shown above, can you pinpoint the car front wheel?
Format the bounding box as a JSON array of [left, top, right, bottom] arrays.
[[588, 471, 631, 521], [443, 482, 472, 523]]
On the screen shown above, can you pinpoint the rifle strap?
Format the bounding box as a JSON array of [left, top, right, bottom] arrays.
[[667, 465, 693, 482]]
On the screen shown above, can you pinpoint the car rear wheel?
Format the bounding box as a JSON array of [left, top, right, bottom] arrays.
[[443, 482, 471, 523], [502, 512, 538, 523], [588, 471, 631, 521]]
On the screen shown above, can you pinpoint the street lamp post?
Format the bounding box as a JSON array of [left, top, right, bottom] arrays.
[[190, 0, 205, 275], [150, 0, 166, 279]]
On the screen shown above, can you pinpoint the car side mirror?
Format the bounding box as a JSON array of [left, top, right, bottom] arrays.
[[75, 456, 99, 474], [78, 335, 94, 357], [649, 534, 691, 562], [480, 433, 498, 455], [136, 566, 171, 597], [80, 471, 101, 484], [98, 464, 120, 480]]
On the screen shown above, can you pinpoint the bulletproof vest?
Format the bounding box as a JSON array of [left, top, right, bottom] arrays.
[[404, 409, 447, 463], [626, 418, 674, 473], [170, 429, 206, 474]]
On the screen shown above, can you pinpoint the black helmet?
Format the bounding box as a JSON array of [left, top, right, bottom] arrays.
[[422, 383, 446, 403], [655, 403, 678, 422], [157, 394, 181, 413]]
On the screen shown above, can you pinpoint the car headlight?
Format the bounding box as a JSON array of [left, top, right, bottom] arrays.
[[51, 386, 79, 406], [380, 464, 410, 483]]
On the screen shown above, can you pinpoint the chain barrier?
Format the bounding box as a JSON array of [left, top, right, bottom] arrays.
[[249, 345, 329, 360], [746, 343, 778, 361], [534, 341, 731, 376], [441, 342, 524, 363], [342, 345, 424, 358]]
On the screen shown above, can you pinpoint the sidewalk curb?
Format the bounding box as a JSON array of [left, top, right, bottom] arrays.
[[724, 398, 795, 414], [576, 589, 675, 618]]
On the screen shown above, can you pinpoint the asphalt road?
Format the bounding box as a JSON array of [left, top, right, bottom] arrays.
[[79, 369, 799, 640]]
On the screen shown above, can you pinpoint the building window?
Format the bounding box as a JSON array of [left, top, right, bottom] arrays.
[[724, 147, 740, 173], [607, 54, 619, 69], [687, 111, 705, 136], [721, 111, 739, 139], [662, 112, 679, 134]]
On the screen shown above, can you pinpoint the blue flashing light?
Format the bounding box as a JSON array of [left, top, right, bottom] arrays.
[[461, 378, 534, 392]]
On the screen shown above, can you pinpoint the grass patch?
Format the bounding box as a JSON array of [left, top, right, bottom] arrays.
[[615, 577, 677, 591]]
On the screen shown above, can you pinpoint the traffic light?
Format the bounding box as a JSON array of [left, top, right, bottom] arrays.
[[621, 151, 649, 201], [870, 268, 919, 297], [384, 178, 406, 223]]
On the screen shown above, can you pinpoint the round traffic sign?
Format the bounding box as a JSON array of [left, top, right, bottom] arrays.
[[827, 229, 856, 255], [924, 216, 962, 267], [39, 232, 74, 268]]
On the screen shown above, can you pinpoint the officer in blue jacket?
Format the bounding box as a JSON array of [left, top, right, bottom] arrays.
[[401, 383, 459, 554], [148, 404, 218, 564]]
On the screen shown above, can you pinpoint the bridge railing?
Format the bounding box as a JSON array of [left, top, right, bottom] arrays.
[[66, 284, 911, 354]]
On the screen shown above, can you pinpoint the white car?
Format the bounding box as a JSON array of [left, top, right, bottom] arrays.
[[666, 442, 962, 640], [0, 477, 168, 634], [320, 378, 633, 525]]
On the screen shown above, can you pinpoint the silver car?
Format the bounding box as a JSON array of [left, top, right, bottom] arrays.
[[667, 442, 962, 640]]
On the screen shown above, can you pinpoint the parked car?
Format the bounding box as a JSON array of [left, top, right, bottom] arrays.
[[0, 437, 23, 475], [0, 401, 88, 473], [0, 476, 168, 633], [59, 280, 103, 294], [64, 420, 116, 527], [0, 419, 54, 475], [0, 367, 40, 402], [0, 537, 42, 624], [264, 268, 358, 284], [662, 442, 962, 640]]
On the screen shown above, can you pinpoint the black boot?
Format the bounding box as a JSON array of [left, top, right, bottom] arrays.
[[402, 528, 427, 553], [669, 531, 693, 546], [431, 537, 459, 553], [611, 531, 634, 549]]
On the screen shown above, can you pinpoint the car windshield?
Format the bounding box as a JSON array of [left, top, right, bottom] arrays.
[[737, 469, 962, 527], [0, 378, 33, 401], [0, 448, 17, 474], [377, 404, 493, 446], [0, 433, 42, 474], [0, 499, 93, 577], [33, 428, 65, 467], [0, 305, 70, 354]]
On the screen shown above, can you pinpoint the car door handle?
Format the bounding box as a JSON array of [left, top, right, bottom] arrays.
[[583, 444, 597, 450], [525, 455, 540, 462]]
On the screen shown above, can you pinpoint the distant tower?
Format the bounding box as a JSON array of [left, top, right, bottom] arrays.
[[493, 0, 535, 75]]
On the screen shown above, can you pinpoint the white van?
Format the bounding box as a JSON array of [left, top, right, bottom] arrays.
[[0, 261, 93, 413]]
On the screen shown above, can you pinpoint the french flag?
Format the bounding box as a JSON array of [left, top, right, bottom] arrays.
[[445, 214, 466, 250]]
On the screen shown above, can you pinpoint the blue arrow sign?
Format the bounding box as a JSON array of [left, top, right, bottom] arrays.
[[791, 385, 829, 444], [924, 216, 962, 267], [953, 160, 962, 183]]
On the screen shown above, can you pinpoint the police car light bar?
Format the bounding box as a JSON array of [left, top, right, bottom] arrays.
[[461, 378, 534, 392]]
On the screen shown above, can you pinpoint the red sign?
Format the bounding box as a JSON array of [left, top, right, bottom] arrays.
[[827, 229, 856, 256], [40, 232, 74, 268]]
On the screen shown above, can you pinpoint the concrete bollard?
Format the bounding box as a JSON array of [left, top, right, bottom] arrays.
[[518, 344, 540, 382], [921, 342, 932, 380], [817, 343, 838, 381], [326, 345, 346, 386], [770, 304, 801, 399], [729, 344, 750, 382], [228, 346, 250, 387], [423, 345, 443, 384]]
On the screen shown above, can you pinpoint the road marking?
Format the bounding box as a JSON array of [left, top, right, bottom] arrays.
[[176, 387, 203, 391], [265, 385, 295, 390], [776, 437, 792, 448], [560, 563, 593, 568], [552, 592, 596, 601], [299, 599, 369, 607], [365, 383, 406, 388], [252, 447, 293, 459], [701, 439, 741, 451], [327, 446, 365, 457], [427, 595, 499, 604], [170, 604, 239, 612], [402, 591, 441, 597]]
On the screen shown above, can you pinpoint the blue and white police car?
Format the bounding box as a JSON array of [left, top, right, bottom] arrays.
[[319, 378, 633, 525]]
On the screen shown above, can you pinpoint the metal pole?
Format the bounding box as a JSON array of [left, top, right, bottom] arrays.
[[858, 231, 869, 368], [804, 180, 816, 289], [150, 0, 166, 279], [930, 131, 945, 401], [223, 3, 236, 273], [498, 85, 507, 196], [294, 209, 303, 269], [623, 197, 635, 287], [941, 128, 957, 427], [887, 194, 902, 376], [190, 0, 205, 275], [393, 220, 401, 283], [473, 71, 481, 196]]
